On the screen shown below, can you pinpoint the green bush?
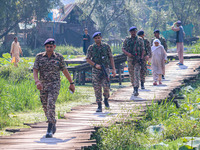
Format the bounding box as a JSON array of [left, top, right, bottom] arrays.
[[111, 46, 123, 55], [55, 45, 83, 55], [187, 39, 200, 54]]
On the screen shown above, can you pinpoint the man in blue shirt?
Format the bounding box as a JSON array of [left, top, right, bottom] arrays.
[[172, 20, 185, 65]]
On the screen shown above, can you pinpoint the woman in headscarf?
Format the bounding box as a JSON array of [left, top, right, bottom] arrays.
[[151, 39, 167, 85]]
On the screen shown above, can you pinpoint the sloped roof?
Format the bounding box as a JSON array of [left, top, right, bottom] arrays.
[[60, 4, 75, 21], [53, 4, 95, 24], [53, 4, 75, 22]]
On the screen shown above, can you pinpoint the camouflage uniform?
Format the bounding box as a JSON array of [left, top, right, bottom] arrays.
[[151, 37, 168, 52], [123, 36, 144, 87], [33, 52, 67, 124], [86, 42, 113, 102], [140, 38, 152, 82]]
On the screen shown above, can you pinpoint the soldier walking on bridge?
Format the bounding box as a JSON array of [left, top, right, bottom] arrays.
[[86, 32, 116, 112], [122, 26, 144, 96], [137, 30, 152, 89], [151, 29, 168, 79], [33, 38, 75, 138]]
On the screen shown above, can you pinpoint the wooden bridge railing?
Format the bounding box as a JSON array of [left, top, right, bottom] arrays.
[[65, 54, 127, 85]]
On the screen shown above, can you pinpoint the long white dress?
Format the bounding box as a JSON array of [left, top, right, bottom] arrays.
[[151, 45, 167, 80]]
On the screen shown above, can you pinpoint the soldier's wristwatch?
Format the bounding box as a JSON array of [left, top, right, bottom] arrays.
[[70, 82, 74, 84]]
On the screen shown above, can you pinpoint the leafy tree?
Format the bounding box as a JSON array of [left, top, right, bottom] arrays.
[[0, 0, 61, 39]]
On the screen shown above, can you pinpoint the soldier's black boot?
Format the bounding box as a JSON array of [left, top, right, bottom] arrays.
[[96, 102, 102, 112], [104, 98, 110, 109], [134, 87, 139, 96], [133, 87, 135, 94], [141, 81, 145, 89], [46, 123, 53, 138], [52, 124, 56, 134]]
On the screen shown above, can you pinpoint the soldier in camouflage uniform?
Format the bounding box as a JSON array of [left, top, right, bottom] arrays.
[[86, 32, 116, 112], [122, 26, 144, 96], [137, 30, 152, 89], [151, 29, 168, 79], [33, 38, 75, 138]]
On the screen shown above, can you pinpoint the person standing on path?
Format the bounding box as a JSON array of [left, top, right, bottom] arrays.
[[86, 32, 116, 112], [33, 38, 75, 138], [172, 20, 185, 65], [83, 28, 91, 55], [122, 26, 144, 96], [137, 30, 152, 89], [151, 39, 167, 85], [10, 37, 23, 67], [151, 29, 168, 80]]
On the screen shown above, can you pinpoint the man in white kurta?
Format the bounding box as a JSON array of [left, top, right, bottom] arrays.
[[151, 39, 167, 85], [10, 37, 23, 66]]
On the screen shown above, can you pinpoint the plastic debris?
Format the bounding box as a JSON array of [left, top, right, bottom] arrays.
[[180, 137, 200, 150], [147, 124, 165, 135]]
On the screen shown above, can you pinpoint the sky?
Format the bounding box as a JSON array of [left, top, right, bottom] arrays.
[[61, 0, 75, 5]]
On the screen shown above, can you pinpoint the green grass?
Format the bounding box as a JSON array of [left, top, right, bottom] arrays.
[[91, 75, 200, 150]]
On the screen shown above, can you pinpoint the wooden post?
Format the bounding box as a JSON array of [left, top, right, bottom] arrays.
[[82, 71, 86, 85], [118, 64, 122, 85], [73, 71, 77, 83], [78, 71, 81, 85]]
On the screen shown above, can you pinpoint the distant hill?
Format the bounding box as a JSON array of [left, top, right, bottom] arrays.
[[61, 0, 75, 4]]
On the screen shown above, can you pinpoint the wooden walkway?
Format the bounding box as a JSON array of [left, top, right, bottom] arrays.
[[65, 53, 200, 64], [0, 59, 200, 150]]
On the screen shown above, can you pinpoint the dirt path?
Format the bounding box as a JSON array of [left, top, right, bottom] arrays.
[[0, 59, 200, 150]]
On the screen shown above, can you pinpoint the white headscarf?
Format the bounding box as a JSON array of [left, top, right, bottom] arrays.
[[151, 39, 163, 52]]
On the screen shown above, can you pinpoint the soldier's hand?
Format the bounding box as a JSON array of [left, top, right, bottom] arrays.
[[95, 64, 102, 70], [69, 84, 75, 93], [36, 81, 43, 90], [112, 69, 116, 77], [145, 56, 149, 61], [127, 53, 134, 58]]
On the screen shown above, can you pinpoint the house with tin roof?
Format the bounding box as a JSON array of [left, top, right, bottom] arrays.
[[36, 4, 96, 47]]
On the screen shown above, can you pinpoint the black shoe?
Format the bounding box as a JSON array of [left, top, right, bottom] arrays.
[[133, 87, 135, 94], [96, 102, 102, 112], [141, 81, 145, 89], [52, 124, 56, 134], [134, 87, 139, 96], [162, 75, 165, 79], [46, 123, 53, 138], [104, 98, 110, 109]]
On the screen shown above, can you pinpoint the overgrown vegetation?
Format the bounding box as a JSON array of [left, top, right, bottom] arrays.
[[92, 75, 200, 150], [187, 40, 200, 54]]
